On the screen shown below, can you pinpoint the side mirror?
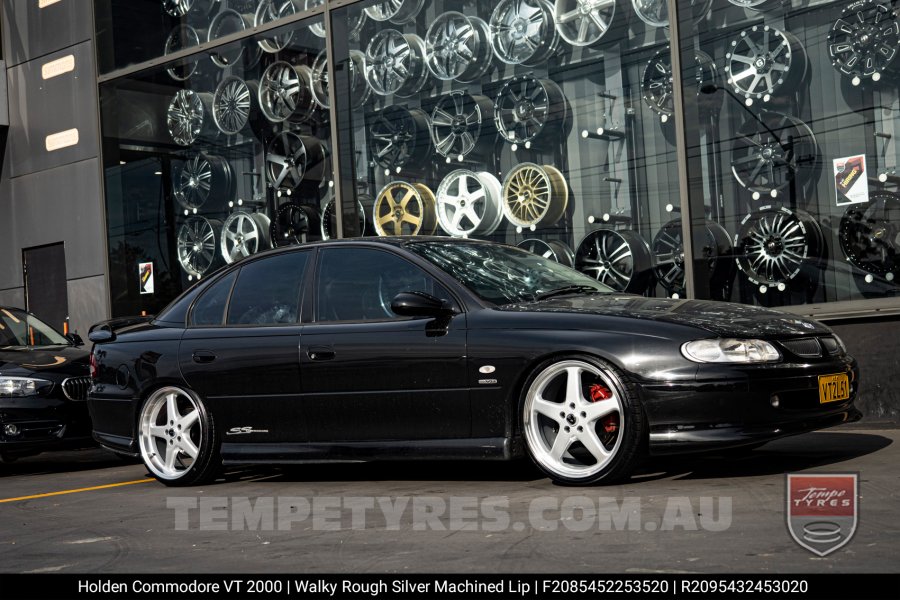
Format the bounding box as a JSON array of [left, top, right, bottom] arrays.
[[66, 333, 85, 346], [88, 329, 116, 344], [391, 292, 457, 318]]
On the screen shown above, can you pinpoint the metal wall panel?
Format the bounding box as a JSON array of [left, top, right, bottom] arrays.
[[0, 286, 25, 309], [67, 274, 108, 334], [1, 0, 92, 67], [7, 41, 99, 177]]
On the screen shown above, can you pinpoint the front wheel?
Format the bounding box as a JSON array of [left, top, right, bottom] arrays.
[[521, 356, 645, 485], [138, 386, 221, 486]]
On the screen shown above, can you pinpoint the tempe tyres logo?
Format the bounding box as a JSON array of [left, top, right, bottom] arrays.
[[786, 473, 858, 556]]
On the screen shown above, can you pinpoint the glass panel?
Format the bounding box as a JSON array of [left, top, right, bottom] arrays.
[[191, 271, 237, 326], [329, 0, 688, 299], [677, 0, 900, 308], [100, 16, 331, 317], [227, 251, 310, 324]]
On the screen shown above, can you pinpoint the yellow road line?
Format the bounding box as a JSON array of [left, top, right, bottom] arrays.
[[0, 478, 154, 504]]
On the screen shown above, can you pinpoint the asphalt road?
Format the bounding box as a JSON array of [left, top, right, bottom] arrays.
[[1, 426, 898, 574]]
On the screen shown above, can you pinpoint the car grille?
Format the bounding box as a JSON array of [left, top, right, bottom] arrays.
[[62, 376, 92, 401], [779, 338, 822, 358], [819, 336, 842, 355]]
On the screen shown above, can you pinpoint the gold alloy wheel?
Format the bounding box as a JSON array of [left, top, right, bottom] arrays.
[[374, 182, 437, 236], [501, 163, 568, 228]]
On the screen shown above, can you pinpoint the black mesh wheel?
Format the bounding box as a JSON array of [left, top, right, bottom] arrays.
[[839, 191, 900, 278], [735, 206, 823, 287], [575, 229, 653, 293]]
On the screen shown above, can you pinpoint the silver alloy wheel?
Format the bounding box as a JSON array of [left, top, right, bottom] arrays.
[[139, 386, 203, 481], [553, 0, 616, 47], [431, 91, 493, 160], [305, 0, 326, 37], [368, 106, 432, 171], [174, 153, 233, 210], [725, 26, 804, 105], [208, 9, 255, 68], [425, 12, 493, 82], [221, 211, 271, 263], [575, 229, 653, 293], [364, 0, 424, 24], [255, 0, 297, 53], [164, 25, 201, 81], [435, 170, 504, 237], [162, 0, 192, 17], [631, 0, 711, 28], [652, 219, 733, 297], [258, 62, 315, 123], [212, 76, 255, 135], [828, 0, 899, 85], [311, 50, 369, 110], [735, 206, 821, 286], [523, 359, 625, 480], [517, 238, 575, 267], [490, 0, 559, 66], [494, 76, 567, 145], [265, 131, 324, 190], [364, 29, 429, 97], [177, 216, 220, 278], [166, 90, 212, 146]]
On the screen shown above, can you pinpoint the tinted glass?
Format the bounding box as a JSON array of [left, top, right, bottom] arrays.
[[191, 271, 237, 326], [0, 308, 70, 348], [316, 247, 449, 322], [227, 251, 310, 325]]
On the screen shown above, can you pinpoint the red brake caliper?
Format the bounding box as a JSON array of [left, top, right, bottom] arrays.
[[589, 383, 619, 433]]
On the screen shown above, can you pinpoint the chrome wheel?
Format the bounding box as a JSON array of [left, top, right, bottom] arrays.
[[265, 131, 325, 190], [212, 76, 255, 135], [725, 26, 804, 105], [270, 202, 321, 247], [631, 0, 711, 28], [490, 0, 559, 66], [730, 112, 817, 199], [553, 0, 616, 47], [255, 0, 297, 53], [425, 12, 493, 82], [523, 359, 625, 480], [431, 91, 493, 161], [374, 182, 437, 236], [174, 153, 234, 210], [221, 211, 271, 263], [139, 387, 203, 481], [839, 191, 900, 277], [436, 170, 504, 237], [494, 76, 567, 145], [166, 90, 211, 146], [311, 50, 368, 110], [258, 61, 315, 123], [828, 0, 899, 86], [364, 29, 429, 97], [517, 238, 575, 267], [575, 229, 653, 293], [368, 106, 432, 171], [642, 49, 718, 122], [364, 0, 423, 24], [735, 206, 822, 286], [652, 220, 733, 297], [177, 217, 220, 278], [501, 163, 568, 228], [208, 9, 256, 68], [164, 25, 201, 81]]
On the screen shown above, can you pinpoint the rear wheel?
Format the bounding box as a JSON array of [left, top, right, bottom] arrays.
[[138, 386, 220, 486], [521, 355, 644, 485]]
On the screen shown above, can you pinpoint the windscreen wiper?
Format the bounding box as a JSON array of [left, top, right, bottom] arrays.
[[535, 285, 603, 301]]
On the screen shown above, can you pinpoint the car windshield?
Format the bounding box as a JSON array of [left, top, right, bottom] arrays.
[[0, 307, 70, 349], [407, 241, 613, 306]]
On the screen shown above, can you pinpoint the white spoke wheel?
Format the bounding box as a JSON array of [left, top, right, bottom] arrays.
[[575, 229, 653, 293], [436, 170, 503, 237], [553, 0, 616, 47], [311, 49, 368, 110], [258, 61, 316, 124], [166, 90, 213, 146], [221, 211, 272, 263], [494, 75, 567, 145], [517, 238, 575, 267], [725, 26, 805, 105], [490, 0, 559, 66], [364, 29, 429, 97], [522, 357, 643, 484], [177, 217, 221, 278], [254, 0, 297, 53], [828, 0, 899, 85], [374, 182, 437, 236], [138, 386, 220, 486], [735, 206, 822, 287], [501, 163, 569, 228], [425, 12, 493, 82], [164, 25, 201, 81]]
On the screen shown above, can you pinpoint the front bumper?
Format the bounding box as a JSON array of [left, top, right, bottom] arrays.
[[641, 356, 861, 454], [0, 394, 94, 457]]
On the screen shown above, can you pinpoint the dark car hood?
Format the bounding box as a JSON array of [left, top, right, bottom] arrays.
[[498, 295, 831, 338], [0, 345, 91, 377]]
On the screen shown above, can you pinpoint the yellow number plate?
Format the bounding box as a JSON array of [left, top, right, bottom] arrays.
[[818, 373, 850, 404]]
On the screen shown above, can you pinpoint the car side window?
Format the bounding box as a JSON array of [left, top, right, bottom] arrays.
[[190, 272, 237, 327], [316, 248, 451, 322], [226, 251, 310, 326]]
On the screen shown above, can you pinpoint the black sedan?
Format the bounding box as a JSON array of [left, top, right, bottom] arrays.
[[87, 238, 860, 486], [1, 307, 93, 462]]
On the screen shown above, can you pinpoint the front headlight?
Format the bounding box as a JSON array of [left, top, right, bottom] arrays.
[[0, 377, 53, 397], [681, 339, 781, 363]]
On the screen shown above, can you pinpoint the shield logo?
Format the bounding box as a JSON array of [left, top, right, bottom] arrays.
[[786, 473, 858, 556]]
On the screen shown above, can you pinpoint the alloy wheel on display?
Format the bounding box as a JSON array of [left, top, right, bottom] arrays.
[[368, 106, 432, 171], [166, 90, 212, 146], [839, 191, 900, 278], [735, 206, 822, 287], [494, 76, 567, 145], [501, 163, 568, 228], [553, 0, 616, 47], [311, 50, 369, 110], [575, 229, 653, 293], [828, 0, 899, 86], [221, 211, 272, 263], [270, 202, 322, 247], [652, 220, 733, 297], [164, 25, 201, 81], [431, 91, 494, 161], [642, 49, 718, 122], [631, 0, 711, 28], [425, 12, 493, 82], [725, 26, 805, 105], [177, 216, 221, 278], [517, 238, 575, 267], [212, 76, 256, 136], [364, 29, 429, 97], [255, 0, 297, 53], [258, 61, 316, 123], [265, 131, 325, 191], [364, 0, 424, 24], [435, 170, 504, 237], [321, 196, 370, 239], [490, 0, 559, 66], [174, 153, 234, 211], [208, 9, 258, 68], [374, 182, 437, 236]]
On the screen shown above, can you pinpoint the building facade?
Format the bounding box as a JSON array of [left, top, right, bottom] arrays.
[[1, 0, 898, 420]]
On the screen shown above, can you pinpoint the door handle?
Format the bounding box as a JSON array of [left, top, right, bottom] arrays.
[[192, 350, 217, 364], [307, 346, 335, 361]]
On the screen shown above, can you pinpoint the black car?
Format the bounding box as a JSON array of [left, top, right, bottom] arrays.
[[87, 238, 860, 486], [0, 307, 93, 462]]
